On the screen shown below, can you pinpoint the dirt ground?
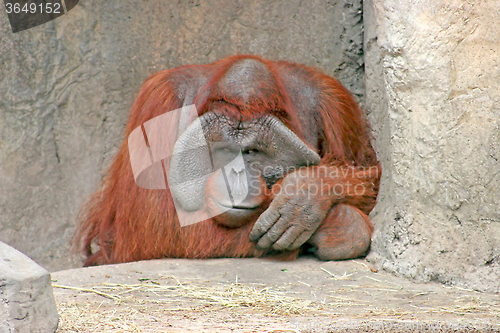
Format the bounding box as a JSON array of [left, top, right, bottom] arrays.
[[51, 257, 500, 332]]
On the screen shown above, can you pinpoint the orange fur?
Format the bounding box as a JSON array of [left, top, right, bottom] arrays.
[[74, 55, 380, 266]]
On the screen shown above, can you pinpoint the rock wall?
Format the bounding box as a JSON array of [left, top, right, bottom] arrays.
[[365, 0, 500, 292], [0, 0, 364, 271]]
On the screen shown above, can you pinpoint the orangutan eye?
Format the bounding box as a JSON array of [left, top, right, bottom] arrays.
[[242, 149, 259, 155]]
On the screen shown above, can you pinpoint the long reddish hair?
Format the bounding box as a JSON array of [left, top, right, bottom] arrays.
[[74, 55, 379, 265]]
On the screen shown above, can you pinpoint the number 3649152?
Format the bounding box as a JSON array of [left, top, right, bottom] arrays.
[[5, 2, 62, 14]]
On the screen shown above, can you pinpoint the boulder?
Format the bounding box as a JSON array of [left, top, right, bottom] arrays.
[[0, 242, 58, 333]]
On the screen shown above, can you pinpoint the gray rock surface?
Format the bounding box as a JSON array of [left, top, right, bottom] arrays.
[[365, 0, 500, 292], [52, 258, 500, 332], [0, 0, 364, 272], [0, 241, 58, 333]]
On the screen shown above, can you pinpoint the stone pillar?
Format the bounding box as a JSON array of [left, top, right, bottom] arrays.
[[365, 0, 500, 292]]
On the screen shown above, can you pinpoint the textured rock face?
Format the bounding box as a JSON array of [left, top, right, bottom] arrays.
[[365, 0, 500, 291], [0, 242, 59, 333], [0, 0, 364, 271]]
